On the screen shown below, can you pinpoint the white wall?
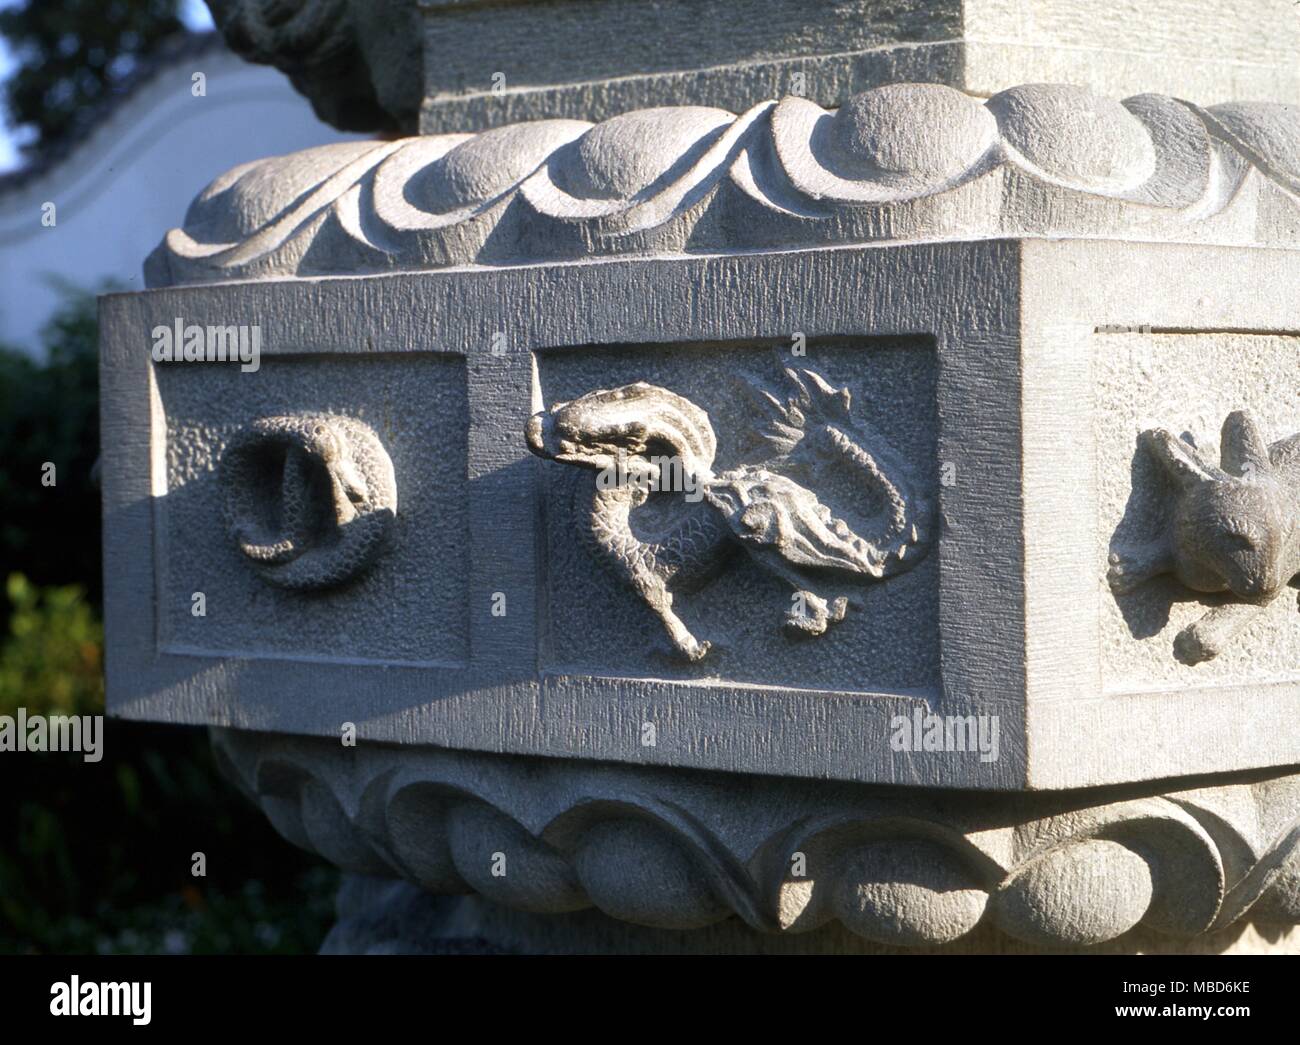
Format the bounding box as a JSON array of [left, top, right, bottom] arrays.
[[0, 42, 360, 354]]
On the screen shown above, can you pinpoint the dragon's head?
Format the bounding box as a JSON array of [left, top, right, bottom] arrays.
[[526, 382, 718, 480]]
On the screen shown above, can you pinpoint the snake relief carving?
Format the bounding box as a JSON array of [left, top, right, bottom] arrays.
[[526, 367, 933, 661], [1108, 410, 1300, 664], [221, 415, 397, 591]]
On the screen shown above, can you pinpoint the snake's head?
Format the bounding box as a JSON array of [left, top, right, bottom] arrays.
[[300, 420, 369, 520], [304, 419, 346, 463]]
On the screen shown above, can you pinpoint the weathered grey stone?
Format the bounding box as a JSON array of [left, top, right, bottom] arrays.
[[525, 370, 934, 661], [322, 878, 1300, 954], [204, 1, 1300, 135], [205, 0, 423, 133], [104, 211, 1300, 790], [102, 4, 1300, 953], [104, 228, 1300, 790], [220, 414, 397, 592], [145, 83, 1300, 288], [1108, 411, 1299, 665], [213, 728, 1300, 950]]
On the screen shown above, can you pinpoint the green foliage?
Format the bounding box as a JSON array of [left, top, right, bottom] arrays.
[[0, 289, 103, 616], [0, 289, 335, 955], [0, 572, 338, 954], [0, 0, 186, 155], [0, 574, 102, 717], [0, 722, 340, 955]]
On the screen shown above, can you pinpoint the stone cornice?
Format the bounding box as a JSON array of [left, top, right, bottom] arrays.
[[212, 728, 1300, 948], [145, 81, 1300, 288]]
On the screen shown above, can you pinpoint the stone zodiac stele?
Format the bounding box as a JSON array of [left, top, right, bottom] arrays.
[[1108, 410, 1300, 663], [527, 368, 933, 660], [221, 415, 397, 591]]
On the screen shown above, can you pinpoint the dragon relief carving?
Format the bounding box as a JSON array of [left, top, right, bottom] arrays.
[[1108, 410, 1300, 663], [526, 368, 933, 661]]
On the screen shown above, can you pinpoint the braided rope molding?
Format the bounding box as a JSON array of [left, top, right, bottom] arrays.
[[146, 82, 1300, 288], [211, 728, 1300, 948]]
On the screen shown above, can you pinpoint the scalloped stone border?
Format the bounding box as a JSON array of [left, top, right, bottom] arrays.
[[146, 82, 1300, 289], [212, 727, 1300, 949]]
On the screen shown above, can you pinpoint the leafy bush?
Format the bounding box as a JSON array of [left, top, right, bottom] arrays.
[[0, 291, 337, 955], [0, 574, 102, 717], [0, 291, 103, 622], [0, 573, 338, 954]]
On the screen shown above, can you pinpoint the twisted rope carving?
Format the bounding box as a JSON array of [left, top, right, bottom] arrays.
[[147, 82, 1300, 287], [213, 728, 1300, 948]]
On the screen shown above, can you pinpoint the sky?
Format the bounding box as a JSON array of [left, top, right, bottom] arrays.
[[0, 0, 215, 173]]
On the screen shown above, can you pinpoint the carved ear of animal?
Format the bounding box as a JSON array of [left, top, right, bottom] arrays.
[[1220, 410, 1271, 477], [1139, 428, 1227, 489]]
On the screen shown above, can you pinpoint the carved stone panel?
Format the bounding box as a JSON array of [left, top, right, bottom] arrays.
[[532, 338, 939, 694], [1098, 332, 1300, 683], [1019, 240, 1300, 788], [155, 353, 468, 666], [98, 235, 1300, 790]]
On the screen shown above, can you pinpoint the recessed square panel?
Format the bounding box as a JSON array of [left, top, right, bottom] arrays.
[[1097, 331, 1300, 692], [533, 337, 940, 696], [154, 352, 470, 666]]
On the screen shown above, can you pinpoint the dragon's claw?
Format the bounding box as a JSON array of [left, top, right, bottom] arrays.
[[677, 637, 712, 662], [784, 591, 850, 636]]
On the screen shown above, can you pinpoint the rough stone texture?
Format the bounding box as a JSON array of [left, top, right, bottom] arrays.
[[220, 414, 398, 592], [155, 351, 468, 666], [1017, 242, 1300, 789], [103, 241, 1027, 787], [102, 232, 1300, 790], [322, 878, 1300, 955], [204, 1, 1300, 135], [1099, 334, 1300, 683], [102, 6, 1300, 953], [205, 0, 423, 133], [959, 0, 1300, 109], [1107, 411, 1299, 666], [145, 83, 1300, 288], [529, 348, 938, 680], [212, 728, 1300, 951]]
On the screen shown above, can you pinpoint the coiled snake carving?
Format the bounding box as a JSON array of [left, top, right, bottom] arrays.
[[221, 415, 397, 591], [527, 368, 933, 661]]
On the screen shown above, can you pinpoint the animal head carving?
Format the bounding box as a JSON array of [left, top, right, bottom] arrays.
[[1172, 480, 1288, 599], [526, 382, 717, 481], [1109, 409, 1300, 665], [1145, 411, 1296, 602]]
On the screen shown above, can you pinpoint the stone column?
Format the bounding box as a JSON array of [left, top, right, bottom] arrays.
[[100, 0, 1300, 953]]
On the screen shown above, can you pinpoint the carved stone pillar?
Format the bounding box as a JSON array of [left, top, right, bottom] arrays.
[[101, 0, 1300, 953]]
